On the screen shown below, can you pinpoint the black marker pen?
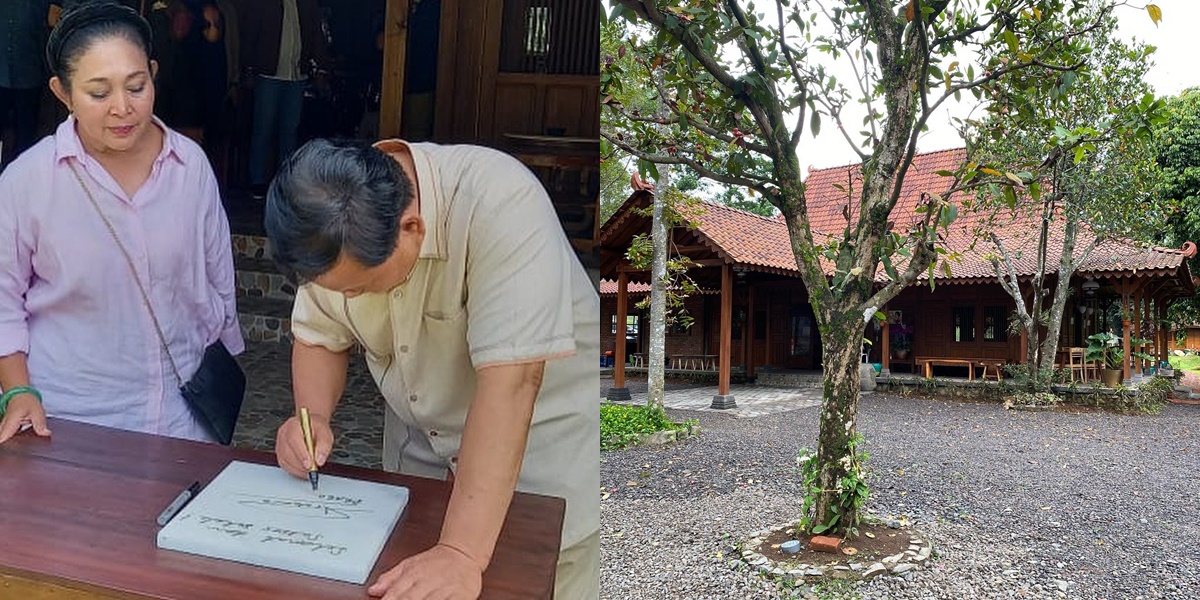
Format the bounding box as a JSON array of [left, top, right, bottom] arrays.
[[157, 481, 202, 527]]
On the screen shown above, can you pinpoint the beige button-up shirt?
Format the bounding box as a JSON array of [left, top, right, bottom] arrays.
[[290, 140, 599, 549]]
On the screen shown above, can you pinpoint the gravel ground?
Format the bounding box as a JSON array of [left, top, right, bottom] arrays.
[[600, 392, 1200, 599]]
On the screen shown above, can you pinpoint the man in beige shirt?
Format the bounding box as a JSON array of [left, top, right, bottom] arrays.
[[264, 138, 599, 599]]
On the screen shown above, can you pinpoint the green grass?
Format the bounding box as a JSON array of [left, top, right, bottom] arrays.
[[1169, 354, 1200, 372], [600, 403, 694, 450]]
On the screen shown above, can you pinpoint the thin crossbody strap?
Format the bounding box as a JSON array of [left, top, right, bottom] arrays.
[[67, 161, 185, 388]]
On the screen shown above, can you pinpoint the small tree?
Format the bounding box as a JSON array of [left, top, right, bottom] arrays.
[[603, 0, 1156, 535], [972, 5, 1167, 391]]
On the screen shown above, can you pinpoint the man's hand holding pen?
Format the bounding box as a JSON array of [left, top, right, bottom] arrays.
[[276, 410, 333, 483]]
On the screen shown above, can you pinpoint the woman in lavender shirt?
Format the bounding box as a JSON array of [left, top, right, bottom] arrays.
[[0, 2, 242, 444]]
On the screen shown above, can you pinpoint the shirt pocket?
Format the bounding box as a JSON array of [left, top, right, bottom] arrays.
[[343, 294, 394, 361]]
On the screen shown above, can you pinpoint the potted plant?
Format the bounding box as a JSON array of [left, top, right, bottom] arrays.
[[890, 323, 914, 359], [1085, 332, 1154, 387]]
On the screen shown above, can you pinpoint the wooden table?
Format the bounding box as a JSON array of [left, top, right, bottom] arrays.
[[915, 357, 976, 380], [671, 354, 719, 371], [0, 418, 564, 600]]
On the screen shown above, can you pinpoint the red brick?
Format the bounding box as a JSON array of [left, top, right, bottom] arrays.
[[809, 535, 842, 553]]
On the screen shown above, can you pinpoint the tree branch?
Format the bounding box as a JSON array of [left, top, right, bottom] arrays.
[[775, 0, 807, 152], [989, 232, 1034, 326], [602, 131, 775, 195], [642, 76, 772, 154]]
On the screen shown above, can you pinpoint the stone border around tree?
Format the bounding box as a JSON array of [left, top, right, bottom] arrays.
[[735, 520, 933, 582]]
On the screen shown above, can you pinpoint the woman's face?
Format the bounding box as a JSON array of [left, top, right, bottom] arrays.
[[50, 35, 157, 156]]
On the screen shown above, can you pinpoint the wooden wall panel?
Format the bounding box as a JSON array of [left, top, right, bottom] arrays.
[[542, 84, 587, 136], [493, 83, 539, 136]]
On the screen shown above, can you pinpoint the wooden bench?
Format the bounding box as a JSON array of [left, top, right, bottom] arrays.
[[915, 357, 1010, 381], [976, 359, 1006, 382], [671, 354, 719, 371], [915, 357, 976, 380]]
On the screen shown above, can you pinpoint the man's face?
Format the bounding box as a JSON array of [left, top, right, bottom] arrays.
[[313, 212, 425, 298]]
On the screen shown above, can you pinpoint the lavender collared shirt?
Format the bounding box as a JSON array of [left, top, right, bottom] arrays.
[[0, 117, 244, 441]]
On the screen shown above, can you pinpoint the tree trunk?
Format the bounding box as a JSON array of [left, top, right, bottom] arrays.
[[646, 71, 670, 410], [811, 313, 866, 532], [646, 166, 668, 409]]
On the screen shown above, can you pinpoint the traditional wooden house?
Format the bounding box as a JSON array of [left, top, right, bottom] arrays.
[[600, 149, 1198, 404]]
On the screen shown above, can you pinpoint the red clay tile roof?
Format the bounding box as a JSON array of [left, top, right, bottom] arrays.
[[602, 148, 1192, 285], [599, 280, 651, 295], [683, 201, 803, 274]]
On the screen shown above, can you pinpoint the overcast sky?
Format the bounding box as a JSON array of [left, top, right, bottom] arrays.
[[798, 0, 1200, 170]]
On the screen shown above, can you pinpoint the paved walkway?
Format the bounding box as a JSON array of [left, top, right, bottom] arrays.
[[232, 341, 385, 470], [601, 375, 825, 418]]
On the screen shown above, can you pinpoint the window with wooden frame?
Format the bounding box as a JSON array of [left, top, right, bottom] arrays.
[[499, 0, 599, 75], [983, 306, 1009, 342], [952, 306, 976, 342]]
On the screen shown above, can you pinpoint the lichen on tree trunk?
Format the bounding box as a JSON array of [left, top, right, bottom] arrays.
[[811, 319, 866, 530]]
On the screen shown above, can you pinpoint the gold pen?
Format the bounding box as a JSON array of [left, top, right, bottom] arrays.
[[298, 407, 319, 491]]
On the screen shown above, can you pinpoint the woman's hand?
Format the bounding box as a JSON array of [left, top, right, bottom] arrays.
[[0, 393, 51, 444]]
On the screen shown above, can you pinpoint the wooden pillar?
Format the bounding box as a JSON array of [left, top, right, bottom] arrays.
[[1156, 297, 1168, 367], [1121, 280, 1132, 383], [1143, 288, 1153, 373], [1132, 286, 1142, 375], [881, 306, 891, 375], [711, 263, 736, 409], [745, 281, 756, 379], [378, 0, 411, 138], [764, 288, 773, 368], [606, 272, 630, 402]]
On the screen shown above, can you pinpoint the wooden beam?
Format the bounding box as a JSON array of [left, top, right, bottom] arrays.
[[617, 258, 725, 272], [378, 0, 411, 139], [719, 263, 733, 395], [614, 272, 628, 388]]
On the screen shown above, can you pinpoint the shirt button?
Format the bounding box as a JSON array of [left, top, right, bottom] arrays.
[[393, 289, 403, 299], [429, 430, 438, 437], [400, 345, 409, 353], [409, 394, 418, 402], [450, 456, 457, 464]]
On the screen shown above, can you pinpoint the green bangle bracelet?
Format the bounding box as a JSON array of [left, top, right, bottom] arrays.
[[0, 386, 42, 416]]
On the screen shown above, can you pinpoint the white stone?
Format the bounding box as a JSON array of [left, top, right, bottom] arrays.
[[891, 563, 917, 574], [883, 553, 905, 565], [787, 569, 805, 576], [805, 568, 824, 576], [918, 547, 932, 561], [863, 563, 888, 579], [849, 563, 864, 571], [771, 567, 785, 576]]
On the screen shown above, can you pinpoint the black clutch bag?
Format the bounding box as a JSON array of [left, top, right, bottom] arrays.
[[181, 341, 246, 445]]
